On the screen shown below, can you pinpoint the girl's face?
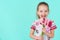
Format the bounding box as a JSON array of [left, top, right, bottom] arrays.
[[37, 4, 49, 18]]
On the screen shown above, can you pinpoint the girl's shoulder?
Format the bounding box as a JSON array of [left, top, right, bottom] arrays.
[[31, 19, 40, 30]]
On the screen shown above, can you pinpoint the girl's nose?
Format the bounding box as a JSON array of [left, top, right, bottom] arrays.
[[41, 14, 46, 17]]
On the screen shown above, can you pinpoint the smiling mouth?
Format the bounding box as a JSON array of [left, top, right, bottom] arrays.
[[41, 15, 46, 17]]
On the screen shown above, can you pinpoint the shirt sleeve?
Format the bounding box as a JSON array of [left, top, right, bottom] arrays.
[[31, 21, 36, 30], [50, 21, 57, 30]]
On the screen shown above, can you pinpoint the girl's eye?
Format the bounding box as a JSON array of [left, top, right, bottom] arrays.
[[40, 11, 43, 12], [45, 10, 48, 12]]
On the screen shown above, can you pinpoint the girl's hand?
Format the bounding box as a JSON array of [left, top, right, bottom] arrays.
[[34, 36, 40, 40], [34, 36, 43, 40], [42, 28, 46, 33]]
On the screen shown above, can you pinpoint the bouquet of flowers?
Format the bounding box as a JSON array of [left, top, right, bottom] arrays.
[[31, 17, 56, 36], [41, 17, 56, 36]]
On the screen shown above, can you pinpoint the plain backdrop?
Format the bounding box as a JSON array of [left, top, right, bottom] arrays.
[[0, 0, 60, 40]]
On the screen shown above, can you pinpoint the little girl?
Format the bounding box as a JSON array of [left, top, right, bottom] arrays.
[[30, 2, 57, 40]]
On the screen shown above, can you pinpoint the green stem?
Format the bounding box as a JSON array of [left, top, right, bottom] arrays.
[[41, 24, 45, 36]]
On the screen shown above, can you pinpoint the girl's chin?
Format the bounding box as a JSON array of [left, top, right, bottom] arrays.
[[40, 17, 46, 18]]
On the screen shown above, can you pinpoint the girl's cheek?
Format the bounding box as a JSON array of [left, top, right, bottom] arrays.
[[38, 12, 41, 16], [45, 13, 48, 16]]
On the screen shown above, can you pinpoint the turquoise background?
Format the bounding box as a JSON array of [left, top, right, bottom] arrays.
[[0, 0, 60, 40]]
